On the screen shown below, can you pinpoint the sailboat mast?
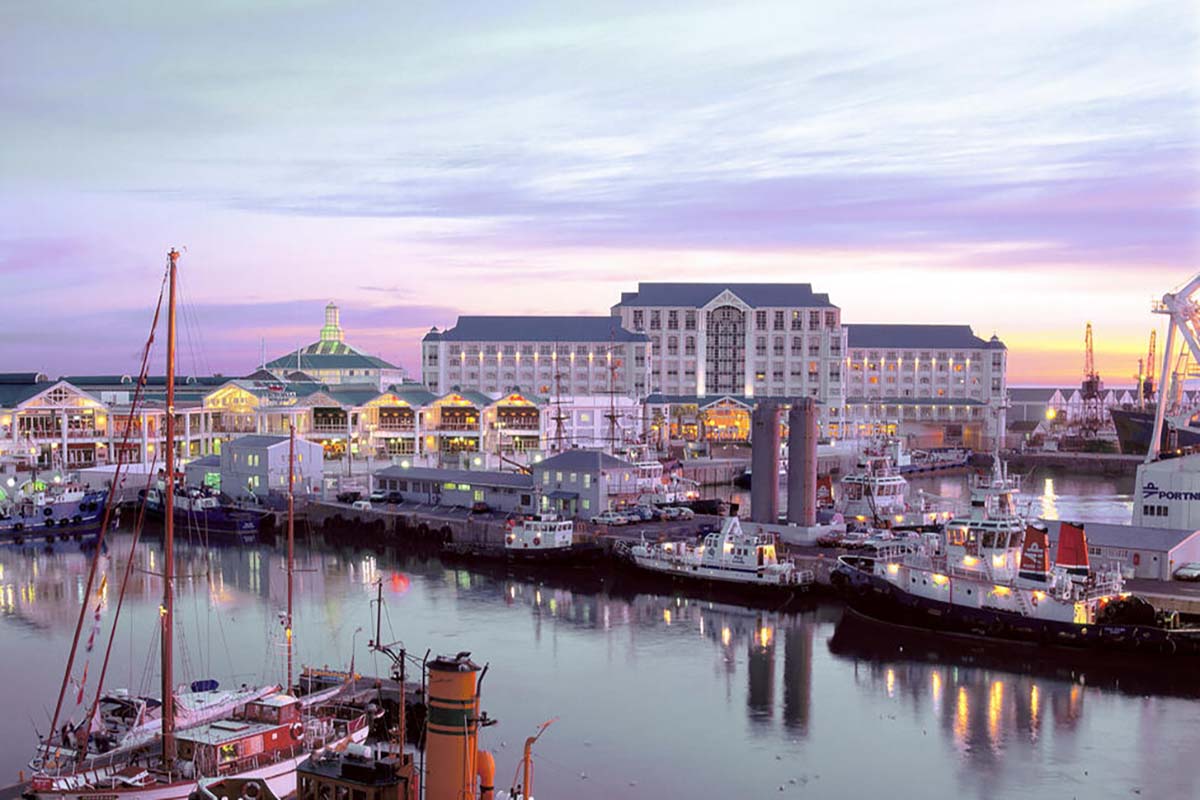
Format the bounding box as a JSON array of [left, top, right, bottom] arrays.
[[162, 248, 179, 766], [286, 422, 296, 692]]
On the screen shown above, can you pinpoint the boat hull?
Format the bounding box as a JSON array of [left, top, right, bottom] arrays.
[[0, 491, 108, 546], [505, 542, 605, 565], [143, 502, 262, 543], [1110, 407, 1200, 455], [831, 562, 1200, 657]]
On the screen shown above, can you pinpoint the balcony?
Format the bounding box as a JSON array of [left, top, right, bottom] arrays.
[[377, 421, 416, 432], [433, 421, 480, 432], [312, 424, 351, 434]]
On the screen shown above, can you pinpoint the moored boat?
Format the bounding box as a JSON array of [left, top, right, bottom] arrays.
[[143, 484, 263, 543], [0, 479, 108, 545], [831, 458, 1200, 657], [627, 515, 813, 594], [504, 512, 603, 565]]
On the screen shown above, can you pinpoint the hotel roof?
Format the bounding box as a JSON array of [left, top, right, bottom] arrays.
[[846, 324, 1003, 350], [614, 283, 835, 309], [427, 316, 648, 343]]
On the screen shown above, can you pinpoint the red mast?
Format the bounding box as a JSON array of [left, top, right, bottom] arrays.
[[162, 248, 179, 766], [286, 422, 295, 692]]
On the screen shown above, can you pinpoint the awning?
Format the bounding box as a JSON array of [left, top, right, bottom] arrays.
[[547, 490, 578, 500]]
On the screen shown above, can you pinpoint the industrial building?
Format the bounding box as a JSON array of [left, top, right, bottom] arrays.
[[1044, 519, 1200, 581], [219, 434, 324, 504], [373, 465, 536, 514], [531, 449, 641, 517]]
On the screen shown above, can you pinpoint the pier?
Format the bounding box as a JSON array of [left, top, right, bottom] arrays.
[[1002, 450, 1143, 476]]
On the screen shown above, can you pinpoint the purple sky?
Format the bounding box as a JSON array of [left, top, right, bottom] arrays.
[[2, 1, 1198, 384]]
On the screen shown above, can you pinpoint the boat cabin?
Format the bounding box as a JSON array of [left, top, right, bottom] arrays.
[[298, 744, 418, 800], [506, 513, 573, 550], [176, 695, 303, 774], [698, 517, 780, 569]]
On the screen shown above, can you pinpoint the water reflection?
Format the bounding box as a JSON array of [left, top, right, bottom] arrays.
[[2, 530, 1197, 800]]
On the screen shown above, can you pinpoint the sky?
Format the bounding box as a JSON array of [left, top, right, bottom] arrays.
[[1, 0, 1198, 385]]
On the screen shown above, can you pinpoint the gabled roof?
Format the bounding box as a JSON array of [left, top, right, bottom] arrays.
[[614, 283, 835, 309], [375, 465, 534, 489], [187, 454, 222, 468], [1009, 387, 1062, 402], [436, 388, 494, 407], [846, 324, 994, 350], [535, 449, 636, 472], [0, 380, 57, 408], [430, 316, 648, 343], [242, 368, 280, 381], [223, 435, 293, 450], [1044, 520, 1200, 553]]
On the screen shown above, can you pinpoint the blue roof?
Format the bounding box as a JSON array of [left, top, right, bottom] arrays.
[[431, 316, 647, 343], [846, 324, 1000, 350], [223, 435, 293, 449], [536, 449, 636, 472], [614, 283, 835, 309], [375, 465, 534, 489]]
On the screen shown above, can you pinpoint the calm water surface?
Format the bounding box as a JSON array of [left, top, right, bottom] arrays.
[[2, 473, 1197, 800]]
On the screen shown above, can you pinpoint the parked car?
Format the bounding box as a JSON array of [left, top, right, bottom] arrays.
[[590, 511, 628, 526], [841, 531, 872, 550], [351, 500, 373, 511], [369, 490, 387, 503], [625, 506, 654, 522], [815, 532, 844, 548], [674, 506, 695, 520], [336, 490, 362, 504], [1174, 562, 1200, 582], [385, 491, 404, 504], [470, 501, 492, 514]]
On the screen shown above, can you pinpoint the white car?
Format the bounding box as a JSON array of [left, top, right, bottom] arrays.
[[351, 500, 373, 511], [1174, 562, 1200, 582], [590, 511, 628, 526]]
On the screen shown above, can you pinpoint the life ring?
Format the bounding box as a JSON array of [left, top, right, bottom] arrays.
[[290, 723, 304, 741], [13, 523, 23, 532], [43, 508, 53, 517], [73, 515, 82, 525], [244, 782, 262, 800]]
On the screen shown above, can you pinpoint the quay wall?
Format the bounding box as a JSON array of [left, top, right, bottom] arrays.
[[1002, 451, 1142, 476]]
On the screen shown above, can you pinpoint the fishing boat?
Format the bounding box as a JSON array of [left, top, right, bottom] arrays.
[[0, 477, 108, 545], [504, 512, 603, 565], [627, 515, 813, 593], [831, 456, 1200, 656], [142, 484, 264, 543], [28, 251, 371, 800]]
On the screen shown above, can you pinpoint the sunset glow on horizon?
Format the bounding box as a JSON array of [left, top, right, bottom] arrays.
[[2, 1, 1197, 384]]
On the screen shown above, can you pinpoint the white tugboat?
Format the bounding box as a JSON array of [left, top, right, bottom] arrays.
[[839, 443, 951, 530], [628, 516, 813, 594], [504, 512, 604, 565], [832, 455, 1200, 656]]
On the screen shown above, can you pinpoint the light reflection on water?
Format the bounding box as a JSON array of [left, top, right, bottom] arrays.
[[0, 484, 1195, 800]]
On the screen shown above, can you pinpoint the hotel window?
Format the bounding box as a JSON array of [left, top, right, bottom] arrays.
[[752, 310, 766, 330], [650, 310, 661, 330], [773, 310, 784, 331], [755, 371, 766, 382], [684, 336, 696, 356], [809, 311, 821, 329], [791, 310, 803, 330], [667, 336, 679, 355], [992, 353, 1003, 368], [755, 337, 767, 356], [668, 310, 679, 330], [828, 366, 840, 381], [685, 311, 696, 330], [772, 370, 784, 382], [521, 345, 534, 355], [825, 311, 837, 329], [449, 345, 462, 356], [632, 310, 644, 330], [772, 337, 784, 357], [791, 336, 803, 355], [503, 345, 516, 355]]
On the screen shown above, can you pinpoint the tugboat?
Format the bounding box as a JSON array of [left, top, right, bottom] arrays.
[[627, 515, 813, 595], [832, 456, 1200, 656], [0, 476, 108, 545], [839, 443, 950, 530], [504, 512, 603, 565], [143, 483, 264, 543]]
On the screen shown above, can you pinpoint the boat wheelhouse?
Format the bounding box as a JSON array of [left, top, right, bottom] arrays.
[[504, 512, 602, 565]]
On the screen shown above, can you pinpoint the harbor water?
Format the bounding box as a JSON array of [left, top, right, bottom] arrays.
[[2, 473, 1196, 800]]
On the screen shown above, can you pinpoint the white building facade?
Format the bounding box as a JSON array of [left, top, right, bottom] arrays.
[[843, 325, 1008, 448], [421, 316, 652, 398]]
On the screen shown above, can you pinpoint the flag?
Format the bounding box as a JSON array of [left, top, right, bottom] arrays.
[[76, 662, 89, 705]]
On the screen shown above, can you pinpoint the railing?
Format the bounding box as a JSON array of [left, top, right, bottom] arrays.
[[312, 423, 350, 433], [377, 422, 415, 431], [433, 422, 480, 431]]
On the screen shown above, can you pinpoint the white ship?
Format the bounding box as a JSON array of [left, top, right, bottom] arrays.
[[629, 516, 813, 591]]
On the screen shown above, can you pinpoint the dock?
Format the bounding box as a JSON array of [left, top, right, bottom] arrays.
[[1002, 451, 1143, 476]]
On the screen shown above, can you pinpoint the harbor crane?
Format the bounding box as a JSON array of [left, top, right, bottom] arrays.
[[1147, 274, 1200, 461], [1080, 322, 1105, 436], [1137, 330, 1156, 410]]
